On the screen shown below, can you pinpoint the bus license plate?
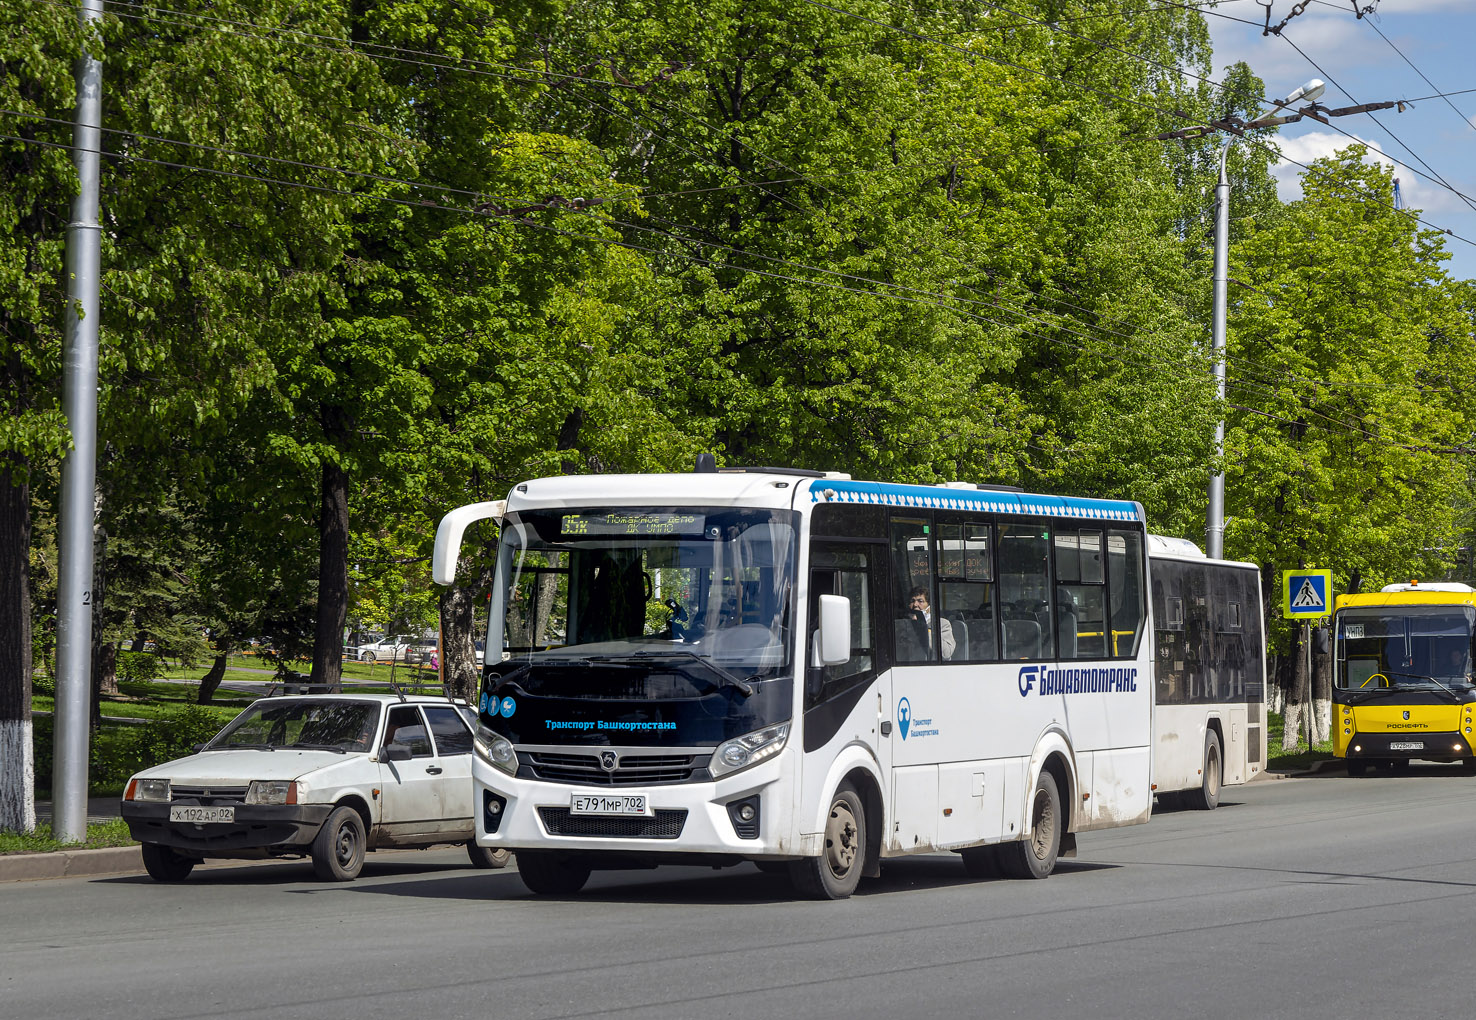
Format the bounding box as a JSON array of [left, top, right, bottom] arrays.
[[570, 794, 651, 817], [1389, 741, 1423, 751], [170, 805, 234, 824]]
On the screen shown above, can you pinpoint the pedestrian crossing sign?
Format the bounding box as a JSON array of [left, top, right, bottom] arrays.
[[1282, 569, 1332, 619]]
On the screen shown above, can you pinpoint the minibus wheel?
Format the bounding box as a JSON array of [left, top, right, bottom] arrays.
[[790, 784, 865, 899], [999, 771, 1062, 879]]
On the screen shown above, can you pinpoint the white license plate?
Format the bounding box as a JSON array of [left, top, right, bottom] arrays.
[[1389, 741, 1424, 751], [569, 793, 651, 817], [170, 805, 235, 824]]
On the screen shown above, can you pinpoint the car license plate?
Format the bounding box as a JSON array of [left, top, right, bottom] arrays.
[[170, 805, 235, 824], [1389, 741, 1423, 751], [569, 793, 651, 817]]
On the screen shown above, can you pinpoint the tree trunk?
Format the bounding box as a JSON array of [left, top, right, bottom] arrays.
[[441, 566, 493, 704], [0, 455, 35, 833], [198, 652, 228, 704], [1281, 642, 1307, 752], [310, 457, 348, 692]]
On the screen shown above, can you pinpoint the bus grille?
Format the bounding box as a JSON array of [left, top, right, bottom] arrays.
[[537, 808, 688, 839], [525, 751, 701, 785]]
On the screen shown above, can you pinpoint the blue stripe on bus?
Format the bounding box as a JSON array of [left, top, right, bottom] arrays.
[[808, 480, 1141, 522]]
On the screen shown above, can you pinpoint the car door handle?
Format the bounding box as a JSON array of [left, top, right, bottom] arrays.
[[425, 766, 443, 775]]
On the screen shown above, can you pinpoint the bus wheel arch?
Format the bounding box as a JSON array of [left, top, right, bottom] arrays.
[[841, 766, 883, 880]]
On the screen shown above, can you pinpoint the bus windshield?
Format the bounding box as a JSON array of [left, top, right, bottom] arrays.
[[492, 507, 797, 696], [1336, 606, 1476, 690]]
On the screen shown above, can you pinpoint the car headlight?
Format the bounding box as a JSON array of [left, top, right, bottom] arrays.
[[474, 724, 518, 775], [126, 778, 172, 802], [710, 722, 790, 778], [245, 780, 299, 805]]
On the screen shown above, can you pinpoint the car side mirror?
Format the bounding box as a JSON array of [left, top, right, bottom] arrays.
[[382, 743, 412, 762], [191, 742, 205, 753], [815, 594, 852, 666]]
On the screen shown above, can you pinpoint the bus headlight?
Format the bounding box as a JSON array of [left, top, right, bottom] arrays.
[[711, 722, 790, 778], [474, 725, 518, 775]]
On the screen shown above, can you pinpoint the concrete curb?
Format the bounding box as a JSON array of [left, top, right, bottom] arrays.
[[0, 845, 143, 883]]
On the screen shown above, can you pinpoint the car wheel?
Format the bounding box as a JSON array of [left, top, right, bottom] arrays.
[[140, 842, 195, 882], [359, 650, 375, 662], [312, 805, 366, 881], [516, 851, 591, 895], [788, 783, 866, 899], [998, 771, 1062, 880], [467, 842, 512, 869]]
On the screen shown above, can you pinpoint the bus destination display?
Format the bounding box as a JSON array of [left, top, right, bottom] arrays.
[[561, 512, 705, 536]]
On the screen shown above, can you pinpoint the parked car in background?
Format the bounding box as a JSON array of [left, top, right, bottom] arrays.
[[120, 693, 511, 882], [404, 642, 439, 666], [348, 635, 414, 662]]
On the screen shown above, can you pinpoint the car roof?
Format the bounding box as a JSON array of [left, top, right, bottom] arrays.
[[256, 692, 470, 707]]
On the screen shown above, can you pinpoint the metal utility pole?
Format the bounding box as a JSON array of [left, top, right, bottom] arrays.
[[1206, 141, 1230, 561], [53, 0, 105, 843]]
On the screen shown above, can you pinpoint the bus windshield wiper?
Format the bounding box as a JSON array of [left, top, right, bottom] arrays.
[[586, 651, 757, 697], [1383, 671, 1463, 701]]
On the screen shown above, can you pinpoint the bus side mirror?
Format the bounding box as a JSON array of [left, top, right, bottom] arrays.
[[816, 595, 852, 666], [432, 500, 506, 585]]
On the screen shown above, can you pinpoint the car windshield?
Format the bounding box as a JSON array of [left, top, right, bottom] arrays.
[[490, 507, 797, 696], [207, 700, 381, 751], [1337, 606, 1476, 690]]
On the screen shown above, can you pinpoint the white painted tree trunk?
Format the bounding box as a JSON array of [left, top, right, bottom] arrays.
[[0, 720, 35, 833], [1281, 701, 1303, 752]]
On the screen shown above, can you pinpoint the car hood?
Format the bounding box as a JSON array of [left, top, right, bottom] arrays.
[[131, 749, 363, 784]]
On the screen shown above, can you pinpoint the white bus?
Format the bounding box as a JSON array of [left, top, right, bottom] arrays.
[[433, 464, 1155, 898], [1147, 536, 1267, 809]]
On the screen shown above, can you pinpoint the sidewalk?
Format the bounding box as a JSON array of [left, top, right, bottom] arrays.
[[0, 798, 137, 883]]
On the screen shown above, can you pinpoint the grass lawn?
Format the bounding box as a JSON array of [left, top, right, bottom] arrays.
[[0, 818, 134, 855], [1265, 709, 1336, 771]]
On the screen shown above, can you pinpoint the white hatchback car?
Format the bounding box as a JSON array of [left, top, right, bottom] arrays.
[[120, 693, 510, 882]]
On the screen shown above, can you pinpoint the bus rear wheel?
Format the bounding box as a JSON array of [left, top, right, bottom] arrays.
[[1182, 731, 1222, 810], [790, 784, 865, 899], [998, 771, 1062, 880]]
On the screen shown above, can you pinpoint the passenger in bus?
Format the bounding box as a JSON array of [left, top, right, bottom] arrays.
[[907, 587, 956, 661]]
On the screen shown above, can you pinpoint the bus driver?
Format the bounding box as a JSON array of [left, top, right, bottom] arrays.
[[909, 586, 956, 661]]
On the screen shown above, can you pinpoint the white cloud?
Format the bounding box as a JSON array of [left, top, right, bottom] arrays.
[[1268, 129, 1463, 215]]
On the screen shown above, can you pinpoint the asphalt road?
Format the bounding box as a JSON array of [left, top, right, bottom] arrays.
[[6, 766, 1476, 1019]]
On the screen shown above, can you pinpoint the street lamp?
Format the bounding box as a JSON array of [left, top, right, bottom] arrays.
[[1156, 79, 1410, 560]]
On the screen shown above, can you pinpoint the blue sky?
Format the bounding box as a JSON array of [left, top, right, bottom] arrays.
[[1205, 0, 1476, 281]]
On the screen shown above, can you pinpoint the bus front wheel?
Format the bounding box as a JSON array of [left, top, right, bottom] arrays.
[[998, 771, 1062, 880], [1182, 731, 1222, 811], [790, 784, 865, 899]]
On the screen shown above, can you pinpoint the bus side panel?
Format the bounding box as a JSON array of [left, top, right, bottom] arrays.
[[1151, 703, 1205, 795], [1081, 746, 1152, 829], [937, 761, 1007, 850], [890, 765, 939, 853], [1226, 707, 1247, 785]]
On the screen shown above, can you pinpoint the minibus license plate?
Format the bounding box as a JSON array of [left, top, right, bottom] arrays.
[[1389, 741, 1423, 751], [170, 805, 234, 823], [570, 794, 651, 817]]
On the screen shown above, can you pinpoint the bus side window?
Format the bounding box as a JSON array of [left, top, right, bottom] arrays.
[[1055, 527, 1106, 660], [1107, 529, 1147, 660], [997, 523, 1053, 660], [890, 517, 939, 662], [806, 544, 879, 707], [937, 519, 997, 661]]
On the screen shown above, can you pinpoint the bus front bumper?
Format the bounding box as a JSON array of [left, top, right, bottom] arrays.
[[470, 754, 800, 860], [1341, 732, 1469, 761]]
